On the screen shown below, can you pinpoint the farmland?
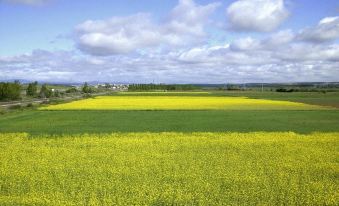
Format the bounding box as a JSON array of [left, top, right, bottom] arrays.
[[1, 110, 339, 134], [0, 91, 339, 205], [39, 96, 328, 111], [1, 132, 338, 205]]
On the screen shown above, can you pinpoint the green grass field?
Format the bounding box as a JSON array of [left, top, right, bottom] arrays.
[[0, 91, 338, 205], [1, 110, 339, 134]]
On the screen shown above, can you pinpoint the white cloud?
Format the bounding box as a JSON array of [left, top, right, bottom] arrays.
[[178, 44, 230, 63], [265, 30, 294, 45], [2, 37, 339, 84], [226, 0, 289, 32], [75, 0, 220, 56], [165, 0, 221, 40], [275, 43, 339, 62], [230, 37, 261, 51], [298, 16, 339, 42], [229, 30, 294, 52], [76, 14, 162, 55]]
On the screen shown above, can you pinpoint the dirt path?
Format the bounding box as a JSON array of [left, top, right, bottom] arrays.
[[0, 99, 48, 108], [0, 92, 112, 108]]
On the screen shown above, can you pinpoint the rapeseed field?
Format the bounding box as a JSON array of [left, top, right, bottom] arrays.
[[118, 92, 211, 95], [40, 96, 327, 110], [0, 132, 337, 205]]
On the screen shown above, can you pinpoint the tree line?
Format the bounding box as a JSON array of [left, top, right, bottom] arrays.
[[128, 84, 198, 91], [26, 81, 57, 98], [0, 81, 62, 101], [0, 81, 21, 101], [0, 81, 98, 101]]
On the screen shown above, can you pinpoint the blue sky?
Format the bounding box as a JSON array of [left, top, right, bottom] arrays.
[[1, 0, 339, 83]]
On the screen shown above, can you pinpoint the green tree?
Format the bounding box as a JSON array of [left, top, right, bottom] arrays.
[[26, 81, 38, 97], [82, 82, 93, 93], [54, 90, 61, 97], [39, 84, 52, 98], [0, 81, 21, 100], [66, 87, 78, 93], [104, 83, 111, 89]]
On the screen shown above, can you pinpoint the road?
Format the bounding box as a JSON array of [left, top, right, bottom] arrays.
[[0, 99, 48, 108], [0, 92, 113, 109], [0, 96, 81, 108]]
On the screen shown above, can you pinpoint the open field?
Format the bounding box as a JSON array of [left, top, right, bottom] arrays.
[[1, 110, 339, 134], [1, 91, 338, 205], [213, 91, 339, 108], [1, 132, 338, 205], [114, 91, 339, 108], [40, 96, 329, 111], [118, 92, 211, 95]]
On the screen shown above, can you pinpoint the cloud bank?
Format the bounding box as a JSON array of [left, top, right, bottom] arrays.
[[1, 0, 339, 83], [298, 16, 339, 42]]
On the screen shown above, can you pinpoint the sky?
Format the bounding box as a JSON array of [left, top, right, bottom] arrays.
[[0, 0, 339, 84]]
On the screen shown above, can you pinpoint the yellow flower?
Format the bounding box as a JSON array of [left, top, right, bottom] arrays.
[[40, 96, 327, 110]]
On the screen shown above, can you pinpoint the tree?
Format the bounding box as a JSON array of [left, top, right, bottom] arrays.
[[0, 81, 21, 100], [104, 83, 111, 89], [39, 84, 52, 98], [127, 84, 198, 91], [65, 87, 78, 93], [54, 90, 61, 97], [82, 82, 93, 93], [26, 81, 38, 96]]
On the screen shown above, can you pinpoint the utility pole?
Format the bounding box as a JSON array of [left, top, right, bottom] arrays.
[[261, 83, 264, 92]]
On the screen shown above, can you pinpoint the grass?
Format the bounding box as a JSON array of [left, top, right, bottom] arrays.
[[1, 132, 338, 205], [40, 96, 328, 111], [1, 110, 339, 134]]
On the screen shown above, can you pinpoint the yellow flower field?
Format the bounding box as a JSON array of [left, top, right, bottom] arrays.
[[40, 96, 328, 110], [0, 132, 338, 205], [118, 91, 211, 95]]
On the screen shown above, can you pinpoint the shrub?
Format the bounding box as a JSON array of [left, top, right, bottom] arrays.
[[66, 87, 78, 93], [26, 103, 34, 108], [9, 104, 22, 110], [82, 82, 95, 94], [83, 93, 93, 98], [276, 88, 294, 92], [40, 100, 50, 105]]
